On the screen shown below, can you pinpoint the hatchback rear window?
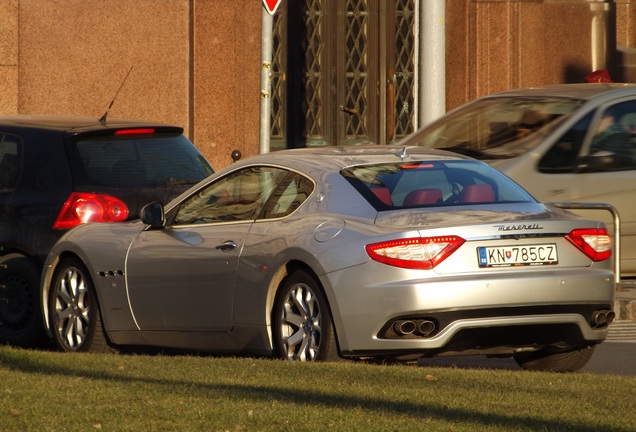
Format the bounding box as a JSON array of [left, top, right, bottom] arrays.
[[69, 134, 213, 188], [341, 159, 535, 209]]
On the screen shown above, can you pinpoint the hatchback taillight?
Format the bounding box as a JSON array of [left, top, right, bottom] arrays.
[[366, 236, 465, 269], [565, 228, 612, 261], [53, 192, 129, 229], [114, 128, 155, 136]]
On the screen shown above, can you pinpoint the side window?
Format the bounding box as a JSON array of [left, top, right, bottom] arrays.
[[539, 112, 592, 173], [261, 173, 314, 219], [587, 100, 636, 171], [0, 134, 21, 191], [172, 166, 289, 225]]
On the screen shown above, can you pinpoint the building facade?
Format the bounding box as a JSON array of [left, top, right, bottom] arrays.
[[1, 0, 634, 169]]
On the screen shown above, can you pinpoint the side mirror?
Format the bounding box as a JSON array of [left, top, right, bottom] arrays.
[[140, 201, 165, 228]]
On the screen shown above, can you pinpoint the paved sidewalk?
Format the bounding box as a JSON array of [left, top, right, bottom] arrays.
[[607, 320, 636, 343]]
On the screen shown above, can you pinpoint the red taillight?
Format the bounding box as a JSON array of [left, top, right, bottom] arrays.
[[565, 228, 612, 261], [114, 128, 155, 135], [53, 192, 129, 229], [366, 236, 465, 269]]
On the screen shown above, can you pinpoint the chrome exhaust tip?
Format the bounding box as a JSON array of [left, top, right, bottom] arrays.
[[393, 320, 416, 335], [390, 318, 437, 337], [591, 309, 615, 328], [416, 320, 436, 337]]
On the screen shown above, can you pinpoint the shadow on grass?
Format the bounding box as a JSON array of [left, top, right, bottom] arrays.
[[0, 347, 616, 432]]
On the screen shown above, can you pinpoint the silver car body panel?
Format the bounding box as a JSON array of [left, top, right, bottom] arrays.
[[41, 146, 615, 358]]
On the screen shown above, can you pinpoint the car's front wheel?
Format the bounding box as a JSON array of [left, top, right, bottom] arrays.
[[49, 258, 113, 353], [513, 345, 596, 372], [273, 270, 339, 361]]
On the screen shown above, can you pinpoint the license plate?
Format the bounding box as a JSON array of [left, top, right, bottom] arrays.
[[478, 244, 558, 267]]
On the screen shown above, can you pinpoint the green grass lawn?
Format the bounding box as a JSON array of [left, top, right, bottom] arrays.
[[1, 346, 634, 431]]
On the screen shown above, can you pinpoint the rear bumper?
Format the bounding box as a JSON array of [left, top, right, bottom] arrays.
[[323, 264, 615, 357], [340, 313, 609, 358]]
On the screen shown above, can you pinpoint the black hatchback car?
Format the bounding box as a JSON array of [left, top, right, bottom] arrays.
[[0, 115, 213, 347]]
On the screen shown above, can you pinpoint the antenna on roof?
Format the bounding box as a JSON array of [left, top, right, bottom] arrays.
[[99, 66, 133, 125], [395, 146, 409, 160]]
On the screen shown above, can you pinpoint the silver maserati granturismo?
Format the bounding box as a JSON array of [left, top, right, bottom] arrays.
[[41, 146, 615, 371]]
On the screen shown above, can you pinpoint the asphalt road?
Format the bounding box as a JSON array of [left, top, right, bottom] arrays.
[[417, 342, 636, 376]]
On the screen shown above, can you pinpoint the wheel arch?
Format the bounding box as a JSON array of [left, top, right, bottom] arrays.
[[264, 259, 341, 355], [41, 251, 89, 337]]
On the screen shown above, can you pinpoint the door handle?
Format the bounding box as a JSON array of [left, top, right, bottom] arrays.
[[216, 241, 238, 252], [340, 105, 358, 116]]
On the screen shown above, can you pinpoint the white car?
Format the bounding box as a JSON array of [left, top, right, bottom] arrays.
[[407, 83, 636, 276]]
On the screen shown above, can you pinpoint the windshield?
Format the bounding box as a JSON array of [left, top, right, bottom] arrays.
[[410, 96, 583, 159]]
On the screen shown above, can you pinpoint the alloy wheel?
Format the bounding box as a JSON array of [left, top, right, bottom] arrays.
[[53, 266, 91, 351], [279, 282, 323, 361]]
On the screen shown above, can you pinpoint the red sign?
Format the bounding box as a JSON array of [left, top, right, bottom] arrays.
[[263, 0, 282, 15]]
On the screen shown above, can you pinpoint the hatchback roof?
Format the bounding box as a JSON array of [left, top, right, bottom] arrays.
[[0, 115, 176, 134]]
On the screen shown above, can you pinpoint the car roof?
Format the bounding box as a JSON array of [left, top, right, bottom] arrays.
[[0, 114, 178, 134], [486, 83, 636, 100], [227, 145, 474, 176]]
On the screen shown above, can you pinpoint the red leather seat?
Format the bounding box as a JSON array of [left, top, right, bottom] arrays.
[[371, 187, 393, 205], [459, 184, 495, 203], [403, 188, 443, 206]]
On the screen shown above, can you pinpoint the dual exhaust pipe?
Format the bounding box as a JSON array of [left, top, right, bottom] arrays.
[[393, 319, 436, 337], [591, 309, 615, 329], [391, 309, 614, 337]]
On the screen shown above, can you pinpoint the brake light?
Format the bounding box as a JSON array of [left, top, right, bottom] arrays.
[[114, 128, 155, 135], [401, 163, 435, 170], [366, 236, 465, 269], [565, 228, 612, 261], [53, 192, 129, 229]]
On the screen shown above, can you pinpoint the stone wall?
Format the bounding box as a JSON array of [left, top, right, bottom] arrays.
[[0, 0, 18, 114], [0, 0, 260, 170], [446, 0, 634, 111], [2, 0, 635, 166]]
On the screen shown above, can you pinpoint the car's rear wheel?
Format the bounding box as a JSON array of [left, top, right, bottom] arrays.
[[513, 345, 596, 372], [49, 258, 114, 353], [0, 253, 47, 347], [273, 270, 339, 361]]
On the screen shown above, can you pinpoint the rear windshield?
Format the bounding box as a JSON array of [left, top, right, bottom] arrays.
[[341, 159, 535, 210], [68, 133, 213, 188]]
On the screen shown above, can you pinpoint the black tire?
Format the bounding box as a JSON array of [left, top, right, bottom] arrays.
[[49, 258, 114, 353], [273, 270, 339, 361], [514, 345, 596, 372], [0, 253, 48, 347]]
